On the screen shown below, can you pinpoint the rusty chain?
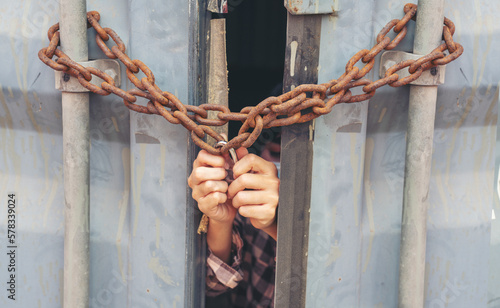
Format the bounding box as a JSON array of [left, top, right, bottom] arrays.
[[38, 3, 463, 155]]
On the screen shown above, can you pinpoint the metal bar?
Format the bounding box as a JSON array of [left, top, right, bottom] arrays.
[[196, 18, 229, 236], [59, 1, 90, 307], [194, 17, 230, 305], [398, 1, 445, 307], [207, 18, 229, 144], [185, 0, 210, 307], [275, 13, 321, 308], [204, 17, 232, 306]]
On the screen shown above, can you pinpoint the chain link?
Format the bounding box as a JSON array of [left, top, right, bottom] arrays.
[[38, 4, 463, 155]]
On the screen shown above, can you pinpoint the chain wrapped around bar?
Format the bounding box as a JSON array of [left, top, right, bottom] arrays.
[[38, 3, 463, 155]]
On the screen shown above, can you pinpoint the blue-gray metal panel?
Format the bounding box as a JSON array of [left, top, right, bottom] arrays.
[[0, 0, 132, 307], [127, 0, 190, 306], [0, 1, 65, 307], [307, 0, 498, 307], [284, 0, 339, 15], [0, 0, 193, 306], [83, 2, 132, 308], [306, 2, 375, 306], [1, 0, 498, 307], [490, 51, 500, 308]]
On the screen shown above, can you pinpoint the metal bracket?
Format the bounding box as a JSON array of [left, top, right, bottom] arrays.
[[55, 59, 121, 92], [284, 0, 338, 15], [380, 51, 446, 86]]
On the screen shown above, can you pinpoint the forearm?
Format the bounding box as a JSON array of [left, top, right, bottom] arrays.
[[207, 219, 234, 264]]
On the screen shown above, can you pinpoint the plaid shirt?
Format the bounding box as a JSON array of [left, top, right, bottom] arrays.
[[206, 214, 277, 308]]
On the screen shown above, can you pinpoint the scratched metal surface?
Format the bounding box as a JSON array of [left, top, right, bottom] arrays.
[[1, 0, 499, 307], [492, 114, 500, 308], [0, 0, 69, 307], [284, 0, 339, 15], [307, 0, 499, 307], [126, 0, 190, 306], [0, 0, 191, 307]]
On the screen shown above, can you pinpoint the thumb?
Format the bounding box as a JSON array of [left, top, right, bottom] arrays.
[[235, 147, 249, 160]]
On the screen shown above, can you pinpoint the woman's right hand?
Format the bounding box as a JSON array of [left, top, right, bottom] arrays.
[[187, 150, 237, 225]]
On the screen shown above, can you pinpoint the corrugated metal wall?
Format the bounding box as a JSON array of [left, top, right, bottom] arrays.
[[0, 0, 194, 306], [307, 0, 499, 307], [0, 0, 498, 307]]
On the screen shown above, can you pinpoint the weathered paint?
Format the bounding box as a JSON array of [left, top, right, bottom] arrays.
[[0, 0, 498, 307], [307, 0, 499, 307], [0, 0, 191, 306], [285, 0, 339, 15]]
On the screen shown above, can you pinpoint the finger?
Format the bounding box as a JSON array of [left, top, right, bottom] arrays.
[[192, 180, 228, 201], [231, 190, 279, 209], [227, 173, 280, 199], [235, 147, 248, 160], [193, 150, 226, 169], [238, 204, 277, 221], [198, 192, 227, 212], [189, 166, 227, 186], [233, 153, 278, 178]]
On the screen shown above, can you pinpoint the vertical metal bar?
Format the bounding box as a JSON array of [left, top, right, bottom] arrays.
[[206, 18, 229, 141], [185, 0, 210, 307], [398, 1, 445, 307], [202, 19, 231, 307], [275, 13, 321, 308], [197, 19, 229, 233], [59, 1, 90, 307]]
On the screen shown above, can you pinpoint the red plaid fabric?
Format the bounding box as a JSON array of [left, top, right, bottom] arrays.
[[206, 214, 277, 308]]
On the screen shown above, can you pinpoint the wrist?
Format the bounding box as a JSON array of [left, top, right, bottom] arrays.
[[208, 215, 235, 227], [207, 218, 234, 264], [208, 218, 234, 233]]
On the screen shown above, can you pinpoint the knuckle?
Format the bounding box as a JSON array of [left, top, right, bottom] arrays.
[[209, 194, 219, 204], [193, 168, 204, 180], [191, 190, 199, 201], [241, 153, 258, 168], [220, 168, 228, 180], [260, 206, 275, 221], [268, 206, 277, 217], [238, 206, 248, 217], [232, 193, 244, 207], [205, 180, 216, 192], [270, 177, 280, 188], [238, 174, 250, 186], [270, 194, 279, 206], [247, 154, 258, 163], [215, 192, 227, 204], [197, 200, 210, 212], [232, 193, 240, 206], [204, 194, 219, 207], [268, 161, 278, 173], [198, 150, 209, 160]]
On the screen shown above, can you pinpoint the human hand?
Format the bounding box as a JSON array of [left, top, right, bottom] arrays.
[[188, 150, 237, 225], [228, 148, 280, 232]]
